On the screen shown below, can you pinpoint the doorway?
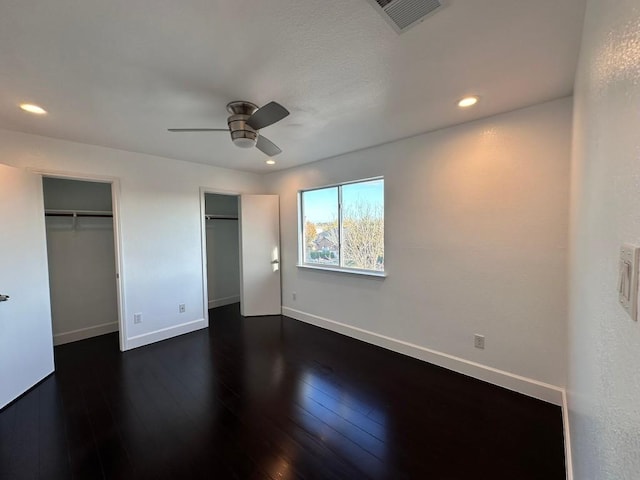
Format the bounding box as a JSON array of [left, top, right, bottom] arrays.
[[200, 189, 282, 321], [203, 193, 241, 312], [42, 177, 121, 346]]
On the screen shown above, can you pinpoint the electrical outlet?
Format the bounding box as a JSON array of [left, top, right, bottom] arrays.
[[134, 313, 142, 324], [179, 304, 186, 313], [474, 334, 485, 350], [292, 292, 297, 301]]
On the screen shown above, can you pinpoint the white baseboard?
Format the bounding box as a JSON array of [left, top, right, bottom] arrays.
[[53, 321, 119, 346], [282, 306, 564, 405], [124, 318, 207, 350], [562, 390, 574, 480], [208, 295, 240, 309]]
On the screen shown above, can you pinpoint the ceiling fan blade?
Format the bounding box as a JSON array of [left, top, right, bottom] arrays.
[[256, 135, 282, 156], [246, 102, 289, 130], [167, 128, 229, 132]]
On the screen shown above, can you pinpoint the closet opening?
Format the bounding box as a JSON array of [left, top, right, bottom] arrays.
[[203, 193, 241, 318], [42, 177, 121, 346]]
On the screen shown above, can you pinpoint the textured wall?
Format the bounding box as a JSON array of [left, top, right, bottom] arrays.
[[267, 98, 571, 390], [569, 0, 640, 478]]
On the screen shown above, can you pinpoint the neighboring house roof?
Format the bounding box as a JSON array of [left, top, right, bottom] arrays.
[[311, 228, 338, 250], [315, 237, 335, 249]]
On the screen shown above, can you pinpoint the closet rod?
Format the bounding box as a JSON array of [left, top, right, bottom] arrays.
[[205, 215, 238, 220], [45, 209, 113, 217]]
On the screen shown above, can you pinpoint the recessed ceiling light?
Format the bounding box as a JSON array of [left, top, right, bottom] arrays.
[[20, 103, 47, 115], [265, 159, 276, 165], [457, 96, 479, 108]]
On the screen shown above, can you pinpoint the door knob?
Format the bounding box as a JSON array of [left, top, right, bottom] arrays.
[[0, 294, 10, 302]]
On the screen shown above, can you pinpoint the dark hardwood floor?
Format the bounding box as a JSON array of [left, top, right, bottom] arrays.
[[0, 304, 566, 479]]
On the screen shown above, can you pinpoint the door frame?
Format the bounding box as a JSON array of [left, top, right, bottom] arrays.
[[30, 168, 127, 352], [199, 187, 241, 325]]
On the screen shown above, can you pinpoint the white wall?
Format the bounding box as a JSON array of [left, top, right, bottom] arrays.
[[0, 128, 263, 350], [205, 194, 240, 308], [569, 0, 640, 478], [206, 221, 240, 307], [266, 98, 571, 401], [46, 217, 119, 344]]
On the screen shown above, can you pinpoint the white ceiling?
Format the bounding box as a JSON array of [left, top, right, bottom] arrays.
[[0, 0, 586, 173]]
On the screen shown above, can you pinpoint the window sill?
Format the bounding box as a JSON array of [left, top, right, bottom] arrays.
[[296, 264, 387, 278]]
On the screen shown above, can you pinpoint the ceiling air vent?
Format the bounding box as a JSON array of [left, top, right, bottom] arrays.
[[368, 0, 443, 34]]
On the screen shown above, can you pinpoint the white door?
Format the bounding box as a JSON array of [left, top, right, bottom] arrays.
[[0, 164, 55, 408], [239, 195, 281, 316]]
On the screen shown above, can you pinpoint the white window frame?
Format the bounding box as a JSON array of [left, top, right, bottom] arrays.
[[297, 177, 386, 277]]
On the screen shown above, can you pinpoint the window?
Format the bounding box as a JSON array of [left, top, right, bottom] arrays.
[[300, 178, 384, 274]]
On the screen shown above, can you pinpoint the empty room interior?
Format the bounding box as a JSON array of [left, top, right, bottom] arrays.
[[0, 0, 638, 479]]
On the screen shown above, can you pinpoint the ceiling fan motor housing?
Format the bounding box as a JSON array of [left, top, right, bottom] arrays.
[[227, 101, 259, 148], [228, 115, 258, 148]]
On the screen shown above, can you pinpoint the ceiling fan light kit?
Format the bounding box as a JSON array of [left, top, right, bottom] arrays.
[[169, 100, 289, 158]]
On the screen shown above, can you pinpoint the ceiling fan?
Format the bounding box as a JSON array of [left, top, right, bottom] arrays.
[[168, 101, 289, 156]]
